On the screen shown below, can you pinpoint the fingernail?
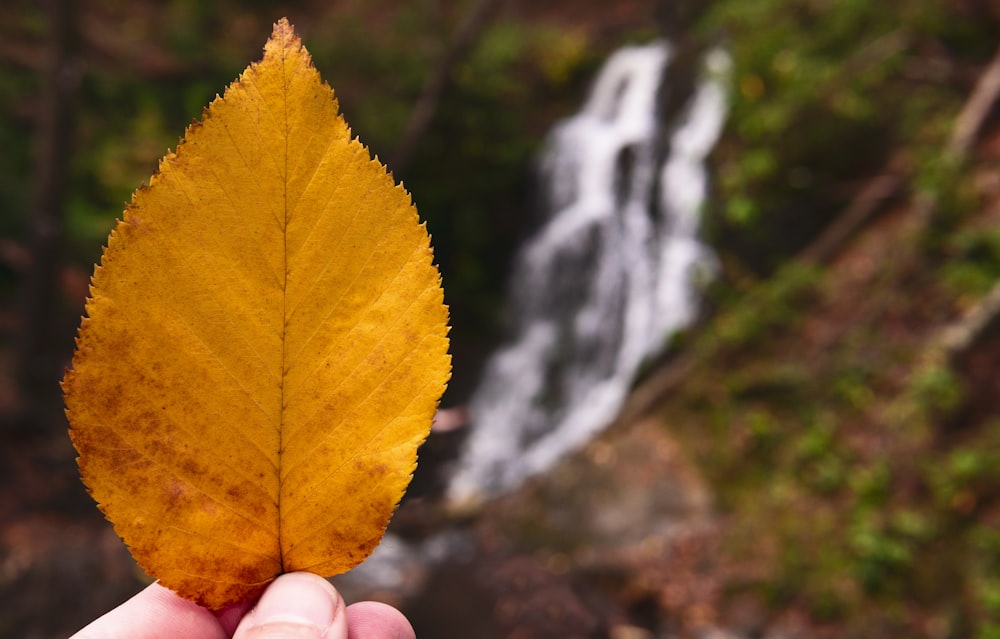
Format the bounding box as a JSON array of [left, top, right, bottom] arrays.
[[250, 572, 340, 633]]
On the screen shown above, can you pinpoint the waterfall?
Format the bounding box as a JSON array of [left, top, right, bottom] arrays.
[[446, 43, 730, 505]]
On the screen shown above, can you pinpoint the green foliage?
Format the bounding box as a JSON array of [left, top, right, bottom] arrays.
[[972, 523, 1000, 636], [940, 226, 1000, 300], [698, 0, 994, 273], [667, 254, 1000, 636], [910, 365, 963, 416], [703, 262, 821, 351], [665, 67, 1000, 626], [665, 4, 1000, 627]]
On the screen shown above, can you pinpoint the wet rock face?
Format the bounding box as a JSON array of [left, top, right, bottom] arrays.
[[399, 419, 720, 638], [494, 419, 713, 550], [407, 556, 603, 639]]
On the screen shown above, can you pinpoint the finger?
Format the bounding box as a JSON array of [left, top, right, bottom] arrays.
[[69, 582, 227, 639], [233, 572, 347, 639], [346, 602, 416, 639], [214, 597, 258, 637]]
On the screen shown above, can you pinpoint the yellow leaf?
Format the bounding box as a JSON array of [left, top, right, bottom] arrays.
[[62, 18, 450, 609]]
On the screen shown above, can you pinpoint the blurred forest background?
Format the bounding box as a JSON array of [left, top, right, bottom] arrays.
[[4, 0, 1000, 638]]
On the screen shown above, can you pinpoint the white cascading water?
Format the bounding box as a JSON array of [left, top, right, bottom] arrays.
[[338, 41, 730, 599], [446, 43, 731, 505]]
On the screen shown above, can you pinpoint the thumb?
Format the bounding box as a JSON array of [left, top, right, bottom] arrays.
[[233, 572, 347, 639]]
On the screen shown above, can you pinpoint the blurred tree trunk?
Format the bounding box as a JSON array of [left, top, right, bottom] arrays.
[[657, 0, 713, 41], [389, 0, 507, 176], [15, 0, 80, 430]]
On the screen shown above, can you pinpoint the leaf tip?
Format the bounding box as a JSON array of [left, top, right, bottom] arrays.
[[267, 17, 302, 56], [274, 16, 293, 35]]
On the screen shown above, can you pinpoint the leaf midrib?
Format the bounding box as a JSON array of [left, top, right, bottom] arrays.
[[277, 23, 291, 575]]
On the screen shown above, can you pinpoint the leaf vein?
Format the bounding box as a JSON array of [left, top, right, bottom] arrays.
[[168, 176, 284, 416], [279, 376, 436, 553], [115, 262, 279, 474], [100, 428, 279, 546], [283, 151, 366, 332], [240, 77, 288, 190], [215, 116, 284, 231], [285, 238, 426, 400], [279, 325, 438, 494]]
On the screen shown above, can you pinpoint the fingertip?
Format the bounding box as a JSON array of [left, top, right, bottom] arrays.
[[234, 572, 347, 639], [345, 601, 415, 639]]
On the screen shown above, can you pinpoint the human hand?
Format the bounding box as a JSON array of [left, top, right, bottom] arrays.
[[69, 571, 416, 639]]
